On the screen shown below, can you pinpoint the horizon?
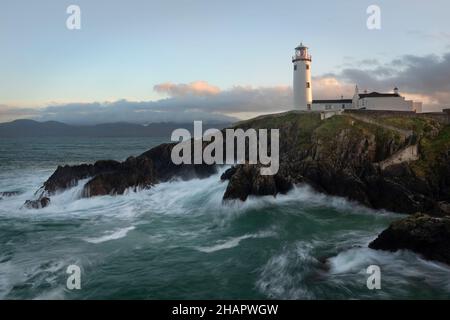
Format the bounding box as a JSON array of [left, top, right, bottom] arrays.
[[0, 118, 234, 125], [1, 0, 450, 124]]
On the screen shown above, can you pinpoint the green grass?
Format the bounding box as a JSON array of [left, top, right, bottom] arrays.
[[234, 112, 449, 172], [411, 125, 450, 176], [377, 116, 440, 138], [235, 112, 323, 150]]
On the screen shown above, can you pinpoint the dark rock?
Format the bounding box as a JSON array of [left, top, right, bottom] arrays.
[[223, 164, 293, 201], [24, 197, 50, 209], [36, 140, 217, 200], [43, 160, 122, 194], [369, 213, 450, 265], [82, 156, 155, 197], [140, 142, 217, 181], [223, 165, 254, 201], [0, 191, 20, 197], [220, 166, 238, 181], [438, 202, 450, 215]]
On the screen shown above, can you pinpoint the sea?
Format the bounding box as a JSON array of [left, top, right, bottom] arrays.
[[0, 137, 449, 299]]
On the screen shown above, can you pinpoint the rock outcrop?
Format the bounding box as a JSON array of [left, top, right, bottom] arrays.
[[81, 156, 155, 197], [43, 160, 124, 194], [26, 111, 450, 216], [222, 164, 292, 201], [24, 141, 217, 208], [221, 112, 450, 216], [24, 197, 50, 209], [0, 191, 20, 201], [369, 213, 450, 265], [0, 191, 20, 197]]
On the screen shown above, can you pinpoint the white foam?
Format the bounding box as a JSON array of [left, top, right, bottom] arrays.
[[0, 257, 73, 300], [33, 287, 65, 300], [83, 226, 135, 244], [196, 230, 276, 253], [0, 164, 399, 223], [256, 241, 317, 299], [325, 245, 450, 295], [0, 261, 21, 299]]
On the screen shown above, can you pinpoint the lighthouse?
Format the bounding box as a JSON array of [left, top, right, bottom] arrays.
[[292, 43, 313, 110]]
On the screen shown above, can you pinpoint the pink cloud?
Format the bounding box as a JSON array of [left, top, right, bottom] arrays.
[[154, 81, 220, 97], [312, 76, 355, 100]]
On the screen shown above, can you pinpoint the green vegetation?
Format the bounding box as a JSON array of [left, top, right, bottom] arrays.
[[378, 116, 440, 138], [238, 112, 407, 148], [234, 111, 449, 171], [234, 111, 323, 149], [411, 125, 450, 178], [314, 115, 351, 139]]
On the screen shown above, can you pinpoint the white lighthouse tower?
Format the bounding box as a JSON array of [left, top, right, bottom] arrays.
[[292, 43, 313, 110]]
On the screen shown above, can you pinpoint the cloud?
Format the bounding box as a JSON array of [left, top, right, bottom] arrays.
[[312, 76, 354, 100], [2, 51, 450, 124], [154, 81, 220, 97], [30, 100, 237, 125], [8, 80, 349, 124], [0, 84, 297, 124], [336, 52, 450, 109]]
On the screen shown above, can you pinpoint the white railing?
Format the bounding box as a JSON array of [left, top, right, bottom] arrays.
[[292, 54, 312, 61]]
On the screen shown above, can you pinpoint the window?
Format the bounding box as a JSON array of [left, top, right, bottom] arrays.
[[306, 65, 310, 70], [294, 65, 297, 71], [306, 82, 310, 88]]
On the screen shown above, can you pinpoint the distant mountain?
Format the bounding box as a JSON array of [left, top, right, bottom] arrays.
[[0, 119, 232, 137]]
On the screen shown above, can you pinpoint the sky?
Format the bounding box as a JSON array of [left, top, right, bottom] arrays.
[[1, 0, 450, 124]]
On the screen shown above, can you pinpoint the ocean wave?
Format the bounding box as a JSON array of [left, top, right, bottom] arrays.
[[83, 226, 135, 244], [239, 184, 399, 219], [256, 241, 319, 299], [195, 230, 276, 253], [1, 163, 450, 299], [327, 246, 450, 291], [0, 164, 398, 223], [0, 257, 74, 300]]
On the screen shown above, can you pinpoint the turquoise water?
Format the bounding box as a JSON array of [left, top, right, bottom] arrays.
[[0, 137, 449, 299]]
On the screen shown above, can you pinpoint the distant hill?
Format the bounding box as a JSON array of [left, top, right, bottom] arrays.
[[0, 119, 232, 137]]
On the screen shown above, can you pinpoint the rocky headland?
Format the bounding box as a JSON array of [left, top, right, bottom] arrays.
[[23, 110, 450, 264]]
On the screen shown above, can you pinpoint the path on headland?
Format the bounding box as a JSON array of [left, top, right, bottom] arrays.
[[344, 112, 414, 139], [343, 112, 419, 169]]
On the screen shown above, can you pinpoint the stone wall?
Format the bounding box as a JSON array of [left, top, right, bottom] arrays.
[[378, 144, 419, 170]]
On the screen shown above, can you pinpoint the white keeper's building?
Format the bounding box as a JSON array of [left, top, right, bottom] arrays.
[[292, 43, 423, 113]]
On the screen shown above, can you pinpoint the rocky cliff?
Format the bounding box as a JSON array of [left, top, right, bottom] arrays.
[[24, 111, 450, 264], [27, 111, 450, 215], [223, 112, 450, 216], [369, 213, 450, 265]]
